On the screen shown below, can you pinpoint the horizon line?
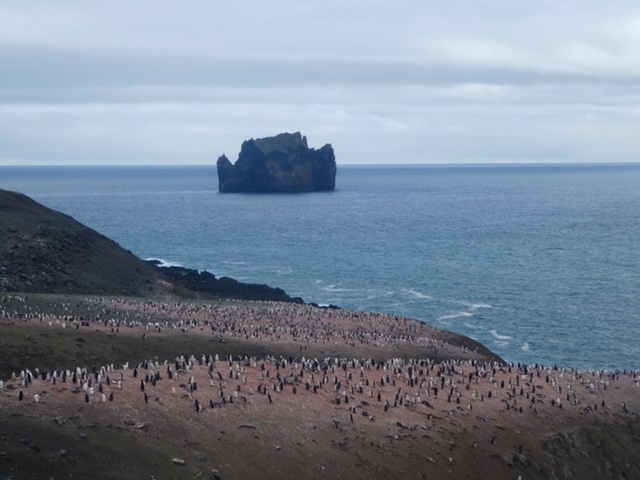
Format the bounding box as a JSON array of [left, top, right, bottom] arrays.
[[1, 160, 640, 168]]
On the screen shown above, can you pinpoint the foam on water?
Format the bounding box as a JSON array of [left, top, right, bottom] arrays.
[[275, 268, 293, 275], [145, 257, 182, 268], [438, 311, 474, 321], [405, 289, 433, 300], [490, 330, 513, 341], [468, 303, 492, 310], [451, 300, 492, 310]]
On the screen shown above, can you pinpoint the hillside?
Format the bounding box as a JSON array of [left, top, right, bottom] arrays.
[[0, 189, 301, 302], [0, 189, 164, 296]]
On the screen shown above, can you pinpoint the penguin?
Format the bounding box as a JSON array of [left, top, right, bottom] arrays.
[[195, 399, 202, 412], [109, 392, 114, 401], [18, 390, 24, 401], [85, 392, 90, 403]]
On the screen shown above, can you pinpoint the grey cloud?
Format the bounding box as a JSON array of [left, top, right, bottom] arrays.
[[2, 1, 640, 165]]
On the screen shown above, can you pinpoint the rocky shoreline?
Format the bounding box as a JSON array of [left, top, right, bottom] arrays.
[[147, 261, 305, 304]]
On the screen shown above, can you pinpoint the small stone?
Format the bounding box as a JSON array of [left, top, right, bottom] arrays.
[[59, 449, 69, 458], [53, 416, 65, 426], [196, 453, 207, 462], [172, 457, 185, 465]]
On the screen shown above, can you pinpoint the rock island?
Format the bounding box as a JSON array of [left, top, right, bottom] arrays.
[[216, 132, 337, 193]]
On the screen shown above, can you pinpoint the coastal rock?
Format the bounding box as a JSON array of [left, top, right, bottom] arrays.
[[149, 263, 304, 304], [216, 132, 336, 193]]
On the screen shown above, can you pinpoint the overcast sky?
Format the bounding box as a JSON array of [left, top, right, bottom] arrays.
[[1, 1, 640, 165]]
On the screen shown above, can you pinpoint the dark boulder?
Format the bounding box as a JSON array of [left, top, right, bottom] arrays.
[[216, 132, 336, 193]]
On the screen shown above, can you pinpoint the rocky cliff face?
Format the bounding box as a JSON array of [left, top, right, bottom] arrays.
[[216, 132, 336, 193]]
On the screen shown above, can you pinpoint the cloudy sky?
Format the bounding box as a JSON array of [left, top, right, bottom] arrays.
[[2, 1, 640, 165]]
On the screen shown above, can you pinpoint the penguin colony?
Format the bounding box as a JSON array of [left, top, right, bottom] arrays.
[[2, 294, 639, 426], [2, 348, 638, 429], [1, 293, 640, 475], [0, 295, 465, 357]]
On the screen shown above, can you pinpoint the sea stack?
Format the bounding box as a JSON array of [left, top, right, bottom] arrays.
[[216, 132, 337, 193]]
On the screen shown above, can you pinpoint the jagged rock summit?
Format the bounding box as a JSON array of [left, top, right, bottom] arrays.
[[216, 132, 337, 193]]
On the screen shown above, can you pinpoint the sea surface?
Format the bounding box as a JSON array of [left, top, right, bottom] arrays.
[[2, 164, 639, 371]]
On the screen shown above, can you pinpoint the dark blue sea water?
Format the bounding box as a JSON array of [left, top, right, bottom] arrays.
[[2, 164, 640, 371]]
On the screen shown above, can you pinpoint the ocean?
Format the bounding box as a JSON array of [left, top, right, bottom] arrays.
[[2, 163, 639, 371]]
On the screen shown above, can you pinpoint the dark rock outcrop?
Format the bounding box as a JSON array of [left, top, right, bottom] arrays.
[[149, 263, 304, 304], [216, 132, 336, 193]]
